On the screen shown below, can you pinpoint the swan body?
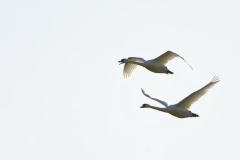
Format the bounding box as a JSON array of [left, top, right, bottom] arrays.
[[141, 76, 220, 118], [118, 50, 192, 79]]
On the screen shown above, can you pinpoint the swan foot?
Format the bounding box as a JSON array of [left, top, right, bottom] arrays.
[[192, 113, 199, 117], [167, 70, 174, 74]]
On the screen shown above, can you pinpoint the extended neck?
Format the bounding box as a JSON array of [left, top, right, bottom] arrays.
[[147, 105, 168, 113], [125, 60, 145, 66]]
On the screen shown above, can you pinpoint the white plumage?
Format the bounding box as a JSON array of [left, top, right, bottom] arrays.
[[118, 50, 192, 79], [140, 76, 220, 118]]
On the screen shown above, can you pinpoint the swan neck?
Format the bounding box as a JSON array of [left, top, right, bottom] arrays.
[[126, 60, 144, 66], [148, 106, 168, 113]]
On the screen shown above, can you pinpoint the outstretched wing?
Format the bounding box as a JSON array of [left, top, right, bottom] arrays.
[[123, 57, 145, 79], [177, 76, 220, 109], [153, 51, 192, 69], [141, 88, 168, 107]]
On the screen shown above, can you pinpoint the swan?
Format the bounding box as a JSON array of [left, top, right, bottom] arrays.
[[118, 50, 192, 79], [140, 76, 220, 118]]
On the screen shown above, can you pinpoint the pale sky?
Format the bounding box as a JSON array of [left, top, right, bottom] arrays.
[[0, 0, 239, 160]]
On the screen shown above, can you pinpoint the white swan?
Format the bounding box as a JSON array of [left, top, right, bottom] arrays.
[[118, 50, 192, 79], [140, 76, 220, 118]]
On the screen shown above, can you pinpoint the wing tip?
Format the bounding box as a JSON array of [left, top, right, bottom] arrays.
[[189, 64, 193, 70], [211, 75, 220, 83], [167, 50, 193, 70]]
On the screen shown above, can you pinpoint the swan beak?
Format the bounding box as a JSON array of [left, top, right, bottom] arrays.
[[118, 61, 124, 65], [118, 59, 124, 65]]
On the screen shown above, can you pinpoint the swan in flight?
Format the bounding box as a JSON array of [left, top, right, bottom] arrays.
[[118, 50, 192, 79], [140, 76, 220, 118]]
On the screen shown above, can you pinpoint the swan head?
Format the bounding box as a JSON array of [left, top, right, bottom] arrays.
[[118, 59, 127, 65], [140, 104, 150, 108]]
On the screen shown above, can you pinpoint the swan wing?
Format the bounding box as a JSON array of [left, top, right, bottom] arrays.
[[177, 76, 220, 109], [123, 57, 145, 79], [153, 51, 192, 69], [141, 88, 168, 107]]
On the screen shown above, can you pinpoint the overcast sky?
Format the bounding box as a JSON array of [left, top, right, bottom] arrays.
[[0, 0, 239, 160]]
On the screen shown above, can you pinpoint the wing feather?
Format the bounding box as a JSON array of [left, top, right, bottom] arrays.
[[153, 51, 192, 69], [123, 57, 145, 79], [141, 88, 168, 107], [177, 76, 220, 109]]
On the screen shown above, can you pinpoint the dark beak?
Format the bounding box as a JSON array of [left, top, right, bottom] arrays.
[[118, 60, 123, 65], [118, 60, 124, 65]]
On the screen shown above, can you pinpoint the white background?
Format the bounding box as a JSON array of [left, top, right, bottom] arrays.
[[0, 0, 239, 159]]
